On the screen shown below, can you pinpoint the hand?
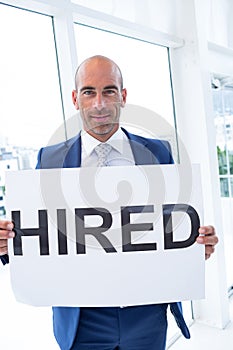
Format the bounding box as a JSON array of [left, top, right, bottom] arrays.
[[196, 225, 218, 260], [0, 220, 15, 256]]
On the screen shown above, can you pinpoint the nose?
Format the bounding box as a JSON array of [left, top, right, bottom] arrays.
[[93, 93, 106, 111]]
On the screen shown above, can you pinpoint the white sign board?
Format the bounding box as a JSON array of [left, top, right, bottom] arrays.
[[6, 164, 204, 306]]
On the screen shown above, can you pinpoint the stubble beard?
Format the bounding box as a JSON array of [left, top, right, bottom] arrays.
[[84, 112, 120, 138], [90, 122, 118, 136]]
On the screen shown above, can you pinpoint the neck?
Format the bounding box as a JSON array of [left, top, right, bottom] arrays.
[[85, 125, 119, 142]]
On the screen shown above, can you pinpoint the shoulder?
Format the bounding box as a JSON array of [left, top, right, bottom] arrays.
[[122, 127, 169, 146], [36, 134, 80, 169], [122, 128, 174, 164]]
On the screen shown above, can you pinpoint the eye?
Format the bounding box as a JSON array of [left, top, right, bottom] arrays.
[[103, 89, 117, 96], [82, 90, 95, 96]]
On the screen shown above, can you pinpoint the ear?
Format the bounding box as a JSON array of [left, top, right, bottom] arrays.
[[121, 88, 127, 107], [72, 90, 79, 110]]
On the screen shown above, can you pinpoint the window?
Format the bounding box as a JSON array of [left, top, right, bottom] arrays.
[[213, 83, 233, 197], [74, 23, 179, 161], [0, 4, 65, 167], [212, 78, 233, 290], [0, 3, 65, 221]]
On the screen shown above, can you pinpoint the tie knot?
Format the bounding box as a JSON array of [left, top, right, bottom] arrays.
[[95, 143, 112, 166]]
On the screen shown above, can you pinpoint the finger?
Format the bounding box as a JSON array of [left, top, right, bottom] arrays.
[[205, 245, 215, 256], [205, 245, 215, 260], [0, 243, 8, 255], [198, 225, 215, 235], [196, 234, 218, 245], [0, 239, 8, 247], [0, 229, 15, 239], [0, 221, 15, 239], [0, 221, 14, 231]]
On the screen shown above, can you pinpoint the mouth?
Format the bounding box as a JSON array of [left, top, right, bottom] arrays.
[[91, 115, 111, 123]]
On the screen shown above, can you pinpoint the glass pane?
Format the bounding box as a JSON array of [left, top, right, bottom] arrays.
[[213, 88, 224, 115], [229, 149, 233, 175], [220, 177, 229, 197], [224, 88, 233, 115], [75, 24, 174, 121], [74, 23, 178, 159], [0, 4, 65, 167], [217, 146, 228, 175], [231, 177, 233, 195], [213, 85, 233, 195]]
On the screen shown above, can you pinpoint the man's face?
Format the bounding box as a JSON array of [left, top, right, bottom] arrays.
[[72, 59, 127, 142]]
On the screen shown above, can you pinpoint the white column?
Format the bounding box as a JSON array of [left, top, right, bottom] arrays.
[[170, 0, 230, 328], [52, 5, 80, 140]]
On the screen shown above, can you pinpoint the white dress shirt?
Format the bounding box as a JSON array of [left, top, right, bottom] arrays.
[[81, 128, 135, 167]]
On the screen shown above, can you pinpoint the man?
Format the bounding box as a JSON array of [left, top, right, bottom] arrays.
[[0, 55, 218, 350]]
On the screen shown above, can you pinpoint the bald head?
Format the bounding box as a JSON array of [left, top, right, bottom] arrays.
[[74, 55, 123, 90]]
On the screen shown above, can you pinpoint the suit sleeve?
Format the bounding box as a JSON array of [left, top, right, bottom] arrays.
[[0, 149, 43, 266], [36, 148, 43, 169], [0, 255, 9, 265]]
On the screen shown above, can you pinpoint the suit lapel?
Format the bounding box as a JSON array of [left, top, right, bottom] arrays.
[[121, 128, 156, 165], [63, 128, 157, 168]]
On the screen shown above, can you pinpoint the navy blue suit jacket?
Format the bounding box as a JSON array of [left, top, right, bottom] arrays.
[[1, 128, 190, 350]]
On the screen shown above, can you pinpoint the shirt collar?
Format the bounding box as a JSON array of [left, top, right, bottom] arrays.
[[81, 128, 127, 157]]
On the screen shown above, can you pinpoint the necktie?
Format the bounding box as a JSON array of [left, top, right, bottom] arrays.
[[95, 143, 112, 166]]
